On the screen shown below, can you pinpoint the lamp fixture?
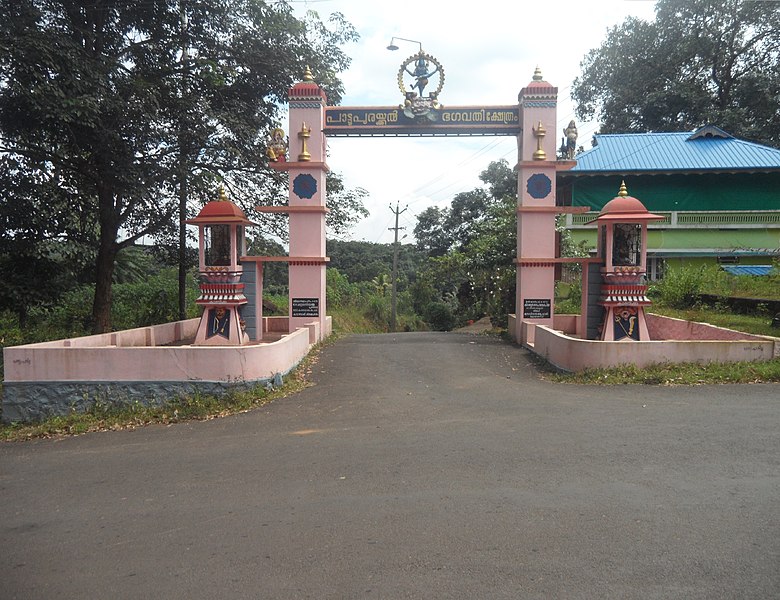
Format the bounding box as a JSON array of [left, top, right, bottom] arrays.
[[386, 37, 422, 52]]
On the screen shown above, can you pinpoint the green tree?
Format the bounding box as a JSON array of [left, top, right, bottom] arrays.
[[322, 174, 370, 239], [572, 0, 780, 146], [412, 160, 518, 324], [0, 0, 361, 333], [461, 195, 517, 325], [0, 154, 96, 325], [246, 235, 288, 293], [413, 206, 452, 257], [327, 239, 425, 285], [414, 159, 516, 258]]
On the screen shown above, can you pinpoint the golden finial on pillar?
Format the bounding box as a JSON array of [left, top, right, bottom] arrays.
[[303, 65, 314, 82], [217, 185, 228, 201], [533, 66, 543, 81], [533, 120, 547, 161], [618, 180, 628, 197], [297, 122, 312, 161]]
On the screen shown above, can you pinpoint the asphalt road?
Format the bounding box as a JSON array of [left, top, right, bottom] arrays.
[[2, 332, 779, 599]]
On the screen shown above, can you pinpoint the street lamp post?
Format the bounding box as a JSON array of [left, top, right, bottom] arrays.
[[386, 37, 423, 52]]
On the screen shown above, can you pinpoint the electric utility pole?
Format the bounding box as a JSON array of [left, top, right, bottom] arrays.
[[389, 202, 407, 332]]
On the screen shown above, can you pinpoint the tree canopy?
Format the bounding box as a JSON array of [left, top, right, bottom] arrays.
[[413, 159, 515, 257], [572, 0, 780, 147], [0, 0, 363, 332], [410, 160, 518, 325]]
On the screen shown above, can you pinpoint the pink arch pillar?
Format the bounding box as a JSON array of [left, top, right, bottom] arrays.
[[515, 69, 578, 342], [271, 69, 330, 338]]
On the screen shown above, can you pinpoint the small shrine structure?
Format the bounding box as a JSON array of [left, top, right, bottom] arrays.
[[589, 182, 665, 341], [186, 187, 254, 346]]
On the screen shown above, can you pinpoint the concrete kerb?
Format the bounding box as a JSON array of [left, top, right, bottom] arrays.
[[1, 367, 296, 425]]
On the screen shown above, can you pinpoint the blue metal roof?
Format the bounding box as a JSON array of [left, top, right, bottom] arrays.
[[720, 265, 774, 276], [571, 127, 780, 173]]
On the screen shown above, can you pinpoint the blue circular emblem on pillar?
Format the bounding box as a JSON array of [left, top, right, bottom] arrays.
[[526, 173, 552, 199], [293, 173, 317, 199]]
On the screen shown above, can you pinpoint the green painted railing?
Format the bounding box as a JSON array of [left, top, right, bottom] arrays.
[[676, 212, 780, 225], [568, 210, 780, 228]]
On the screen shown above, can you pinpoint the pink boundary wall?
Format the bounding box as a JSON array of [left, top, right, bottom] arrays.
[[3, 316, 332, 383], [509, 314, 779, 372]]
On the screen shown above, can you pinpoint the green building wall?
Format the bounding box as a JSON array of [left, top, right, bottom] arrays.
[[565, 173, 780, 212], [570, 228, 780, 256], [562, 171, 780, 270]]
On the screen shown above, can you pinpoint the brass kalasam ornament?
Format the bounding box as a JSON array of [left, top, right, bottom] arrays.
[[533, 121, 547, 161], [297, 122, 311, 162]]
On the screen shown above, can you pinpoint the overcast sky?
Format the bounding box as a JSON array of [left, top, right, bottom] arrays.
[[288, 0, 658, 244]]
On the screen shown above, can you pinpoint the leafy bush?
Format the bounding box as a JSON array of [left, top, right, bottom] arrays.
[[263, 293, 288, 315], [650, 265, 711, 308], [19, 268, 200, 339], [28, 286, 94, 338], [555, 279, 582, 314], [364, 295, 390, 326], [397, 314, 427, 332], [425, 301, 456, 331], [327, 268, 363, 307]]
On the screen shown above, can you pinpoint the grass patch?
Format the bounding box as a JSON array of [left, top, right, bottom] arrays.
[[329, 305, 425, 334], [545, 357, 780, 385], [649, 305, 779, 338], [1, 338, 324, 443], [650, 264, 780, 306], [329, 305, 387, 334]]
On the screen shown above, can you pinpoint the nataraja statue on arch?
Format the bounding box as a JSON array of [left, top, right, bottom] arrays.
[[397, 50, 445, 123]]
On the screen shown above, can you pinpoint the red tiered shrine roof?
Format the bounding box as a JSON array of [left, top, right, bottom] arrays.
[[587, 182, 666, 223], [186, 188, 257, 226]]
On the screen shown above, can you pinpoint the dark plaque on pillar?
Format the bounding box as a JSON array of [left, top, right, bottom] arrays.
[[523, 298, 551, 319], [292, 298, 320, 317]]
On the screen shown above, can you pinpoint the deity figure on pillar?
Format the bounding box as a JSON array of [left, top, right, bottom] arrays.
[[266, 127, 288, 162], [562, 120, 578, 160]]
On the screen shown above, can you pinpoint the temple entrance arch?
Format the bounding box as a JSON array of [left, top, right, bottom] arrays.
[[262, 61, 586, 343]]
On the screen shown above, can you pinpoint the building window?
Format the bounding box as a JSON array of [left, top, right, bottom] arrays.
[[647, 257, 666, 281], [717, 255, 739, 265]]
